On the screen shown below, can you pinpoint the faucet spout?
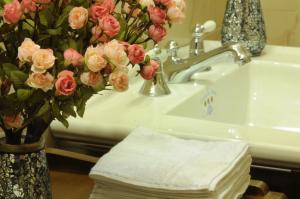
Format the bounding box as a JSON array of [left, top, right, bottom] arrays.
[[164, 43, 251, 82]]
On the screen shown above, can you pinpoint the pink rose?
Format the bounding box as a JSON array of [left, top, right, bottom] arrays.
[[3, 0, 23, 24], [99, 15, 120, 38], [32, 49, 55, 73], [148, 24, 167, 43], [104, 40, 129, 69], [109, 71, 129, 92], [80, 72, 103, 87], [84, 45, 107, 72], [33, 0, 51, 4], [100, 0, 115, 13], [64, 48, 83, 67], [140, 60, 160, 80], [90, 4, 109, 21], [26, 72, 54, 92], [55, 70, 77, 96], [127, 44, 145, 64], [3, 114, 24, 129], [68, 7, 88, 29], [21, 0, 37, 13], [148, 6, 166, 24], [167, 6, 185, 24]]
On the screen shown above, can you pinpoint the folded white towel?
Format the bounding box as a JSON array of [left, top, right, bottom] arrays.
[[90, 127, 250, 192]]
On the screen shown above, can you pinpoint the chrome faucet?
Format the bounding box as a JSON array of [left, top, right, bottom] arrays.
[[164, 41, 251, 83], [162, 21, 251, 83]]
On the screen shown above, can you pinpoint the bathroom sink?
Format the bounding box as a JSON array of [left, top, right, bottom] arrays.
[[168, 60, 300, 132], [51, 41, 300, 165]]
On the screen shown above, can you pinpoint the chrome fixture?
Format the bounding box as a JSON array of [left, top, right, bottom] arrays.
[[190, 21, 216, 57], [139, 45, 170, 97], [164, 41, 251, 83]]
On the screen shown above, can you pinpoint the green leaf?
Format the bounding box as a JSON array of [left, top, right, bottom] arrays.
[[58, 39, 69, 51], [51, 100, 69, 128], [70, 0, 88, 7], [62, 104, 77, 118], [0, 94, 23, 115], [0, 23, 12, 34], [55, 5, 73, 28], [10, 71, 28, 87], [116, 16, 127, 40], [2, 63, 18, 75], [92, 82, 105, 92], [75, 87, 95, 117], [39, 3, 54, 27], [37, 34, 52, 42], [17, 89, 33, 101], [57, 116, 69, 128], [76, 102, 85, 117], [36, 101, 50, 117], [39, 12, 49, 27], [22, 19, 34, 33], [144, 55, 150, 63], [3, 0, 12, 3], [68, 39, 77, 50], [47, 27, 62, 35]]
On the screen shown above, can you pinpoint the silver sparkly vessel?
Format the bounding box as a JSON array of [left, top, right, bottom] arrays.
[[0, 139, 51, 199], [221, 0, 266, 56]]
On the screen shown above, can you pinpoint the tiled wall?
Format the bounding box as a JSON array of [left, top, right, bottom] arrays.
[[166, 0, 300, 47]]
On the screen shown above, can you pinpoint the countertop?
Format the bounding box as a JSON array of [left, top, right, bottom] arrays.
[[51, 41, 300, 166]]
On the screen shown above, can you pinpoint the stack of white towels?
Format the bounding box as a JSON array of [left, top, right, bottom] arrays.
[[89, 127, 252, 199]]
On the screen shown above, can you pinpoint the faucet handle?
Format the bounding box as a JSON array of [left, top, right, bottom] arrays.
[[193, 20, 216, 37], [202, 20, 216, 33], [166, 40, 179, 57], [190, 20, 216, 57]]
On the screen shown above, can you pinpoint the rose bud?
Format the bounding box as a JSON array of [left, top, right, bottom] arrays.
[[127, 44, 145, 65], [140, 60, 160, 80], [148, 24, 167, 43], [3, 114, 24, 129], [64, 48, 83, 67]]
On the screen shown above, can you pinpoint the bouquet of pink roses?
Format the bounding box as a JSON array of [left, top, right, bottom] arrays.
[[0, 0, 185, 144]]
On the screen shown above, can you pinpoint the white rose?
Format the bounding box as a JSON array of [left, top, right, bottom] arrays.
[[18, 38, 40, 62], [84, 45, 107, 72], [172, 0, 186, 11], [104, 40, 129, 69], [138, 0, 154, 7], [26, 72, 54, 92], [31, 49, 55, 73]]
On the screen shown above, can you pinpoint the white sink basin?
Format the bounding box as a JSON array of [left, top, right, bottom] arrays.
[[168, 60, 300, 132], [51, 41, 300, 166]]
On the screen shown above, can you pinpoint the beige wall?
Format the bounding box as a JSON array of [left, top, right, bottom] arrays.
[[167, 0, 300, 47]]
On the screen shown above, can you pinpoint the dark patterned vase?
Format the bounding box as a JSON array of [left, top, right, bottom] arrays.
[[0, 138, 51, 199], [221, 0, 266, 56]]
